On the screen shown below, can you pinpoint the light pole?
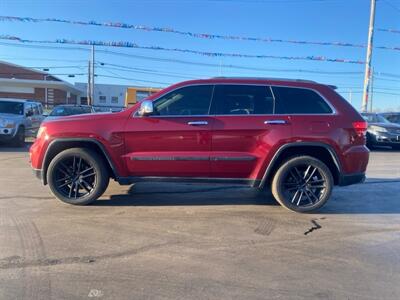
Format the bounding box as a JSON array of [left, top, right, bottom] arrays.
[[361, 0, 376, 112], [43, 74, 50, 109]]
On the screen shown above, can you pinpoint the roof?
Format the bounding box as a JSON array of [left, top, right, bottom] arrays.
[[212, 77, 317, 83], [0, 98, 41, 103], [0, 60, 61, 81], [0, 78, 82, 95], [52, 104, 92, 107]]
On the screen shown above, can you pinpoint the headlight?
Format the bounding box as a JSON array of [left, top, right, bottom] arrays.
[[36, 126, 47, 139], [370, 125, 388, 133], [0, 119, 15, 128]]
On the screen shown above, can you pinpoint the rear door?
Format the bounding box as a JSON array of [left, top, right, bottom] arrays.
[[271, 86, 336, 145], [123, 85, 214, 177], [209, 84, 291, 179]]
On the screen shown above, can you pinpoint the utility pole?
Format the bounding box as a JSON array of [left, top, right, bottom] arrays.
[[370, 67, 374, 112], [91, 45, 95, 106], [87, 60, 91, 105], [361, 0, 376, 112]]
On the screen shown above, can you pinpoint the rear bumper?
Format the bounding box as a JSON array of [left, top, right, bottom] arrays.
[[338, 173, 366, 186]]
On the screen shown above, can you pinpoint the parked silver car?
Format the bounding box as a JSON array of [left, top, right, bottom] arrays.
[[0, 98, 44, 147]]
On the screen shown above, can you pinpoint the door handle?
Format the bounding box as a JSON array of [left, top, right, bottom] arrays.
[[264, 120, 289, 125], [187, 121, 208, 126]]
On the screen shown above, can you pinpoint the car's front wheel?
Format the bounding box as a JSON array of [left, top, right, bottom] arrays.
[[271, 156, 333, 213], [47, 148, 109, 205], [11, 126, 25, 147]]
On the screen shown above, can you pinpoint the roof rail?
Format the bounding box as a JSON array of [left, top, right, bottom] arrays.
[[211, 76, 317, 83]]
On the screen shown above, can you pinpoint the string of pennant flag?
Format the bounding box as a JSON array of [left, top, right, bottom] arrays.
[[0, 34, 365, 64], [0, 16, 399, 52]]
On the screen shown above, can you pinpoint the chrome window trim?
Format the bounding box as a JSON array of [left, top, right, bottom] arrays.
[[130, 156, 256, 162], [132, 82, 337, 118], [270, 85, 336, 115]]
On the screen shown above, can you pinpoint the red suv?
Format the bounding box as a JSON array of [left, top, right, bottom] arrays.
[[30, 78, 369, 212]]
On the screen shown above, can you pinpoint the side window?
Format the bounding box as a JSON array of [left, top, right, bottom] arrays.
[[25, 103, 33, 116], [38, 104, 43, 115], [211, 85, 274, 115], [272, 86, 333, 114], [32, 104, 40, 115], [154, 85, 213, 116]]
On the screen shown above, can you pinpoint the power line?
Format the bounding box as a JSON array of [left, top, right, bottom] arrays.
[[94, 73, 170, 85], [381, 0, 400, 13], [0, 35, 366, 64], [0, 40, 366, 74]]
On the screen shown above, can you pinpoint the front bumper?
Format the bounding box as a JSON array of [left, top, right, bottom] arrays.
[[369, 131, 400, 146], [338, 173, 366, 186], [33, 168, 43, 181], [0, 127, 17, 141]]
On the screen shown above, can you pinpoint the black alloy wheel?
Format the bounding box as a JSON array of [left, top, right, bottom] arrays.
[[272, 156, 333, 212], [47, 148, 109, 205]]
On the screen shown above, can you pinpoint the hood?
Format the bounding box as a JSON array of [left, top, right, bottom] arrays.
[[0, 113, 24, 120], [368, 122, 400, 131], [42, 111, 121, 125], [368, 123, 400, 134]]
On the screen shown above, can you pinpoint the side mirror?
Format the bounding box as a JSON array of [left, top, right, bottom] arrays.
[[25, 110, 33, 117], [138, 100, 154, 116]]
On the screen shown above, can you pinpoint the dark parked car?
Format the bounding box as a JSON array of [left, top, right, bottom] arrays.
[[45, 105, 95, 121], [30, 78, 369, 212], [382, 112, 400, 125], [361, 113, 400, 150]]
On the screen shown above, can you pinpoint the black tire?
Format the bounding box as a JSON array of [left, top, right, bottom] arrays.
[[11, 126, 25, 147], [47, 148, 109, 205], [271, 156, 333, 213]]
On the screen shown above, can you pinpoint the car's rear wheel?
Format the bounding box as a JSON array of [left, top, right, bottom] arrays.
[[47, 148, 109, 205], [271, 156, 333, 213]]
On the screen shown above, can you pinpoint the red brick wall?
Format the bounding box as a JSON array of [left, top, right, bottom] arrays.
[[34, 88, 45, 102], [0, 88, 78, 107], [0, 92, 36, 99], [0, 62, 60, 81], [0, 88, 45, 103]]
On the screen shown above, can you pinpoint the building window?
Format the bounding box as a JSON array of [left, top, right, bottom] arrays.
[[136, 91, 150, 102], [80, 97, 88, 105], [111, 96, 119, 104], [99, 96, 106, 103]]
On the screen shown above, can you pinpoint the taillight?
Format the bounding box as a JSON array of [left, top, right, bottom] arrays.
[[352, 121, 368, 135]]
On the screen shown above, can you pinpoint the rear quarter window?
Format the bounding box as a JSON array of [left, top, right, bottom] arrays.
[[272, 86, 333, 114]]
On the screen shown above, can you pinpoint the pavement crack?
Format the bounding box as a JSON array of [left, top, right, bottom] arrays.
[[304, 219, 323, 236]]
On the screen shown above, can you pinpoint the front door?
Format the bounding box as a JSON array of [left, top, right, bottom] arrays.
[[209, 84, 291, 179], [123, 85, 214, 177]]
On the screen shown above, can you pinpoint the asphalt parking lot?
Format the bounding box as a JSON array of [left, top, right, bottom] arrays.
[[0, 144, 399, 300]]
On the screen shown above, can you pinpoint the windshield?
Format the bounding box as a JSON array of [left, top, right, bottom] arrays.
[[49, 106, 92, 117], [362, 114, 391, 124], [0, 101, 24, 115]]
